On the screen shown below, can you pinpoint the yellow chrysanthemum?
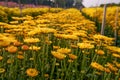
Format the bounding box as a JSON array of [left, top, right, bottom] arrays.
[[57, 48, 71, 54], [77, 43, 94, 49], [29, 46, 41, 51], [24, 37, 40, 43], [26, 68, 39, 77], [106, 63, 118, 72], [0, 68, 5, 73], [68, 54, 77, 60], [91, 62, 104, 71], [96, 50, 105, 55], [0, 56, 3, 61], [51, 51, 66, 60]]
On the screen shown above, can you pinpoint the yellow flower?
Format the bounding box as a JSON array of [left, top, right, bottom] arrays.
[[44, 74, 49, 78], [57, 48, 71, 54], [104, 68, 111, 73], [29, 58, 34, 61], [21, 45, 29, 51], [18, 51, 24, 55], [7, 59, 14, 64], [91, 62, 104, 71], [45, 40, 52, 45], [53, 46, 60, 50], [93, 34, 114, 45], [96, 50, 105, 55], [27, 28, 56, 35], [113, 61, 120, 68], [0, 56, 3, 61], [55, 63, 60, 66], [9, 21, 19, 24], [0, 68, 5, 73], [13, 41, 22, 46], [51, 51, 66, 60], [54, 34, 78, 40], [68, 59, 74, 63], [29, 46, 41, 51], [106, 63, 118, 72], [7, 45, 18, 53], [77, 43, 94, 49], [0, 34, 16, 47], [26, 68, 39, 77], [0, 41, 10, 47], [24, 37, 40, 43], [112, 53, 120, 58], [70, 44, 78, 48], [17, 55, 24, 60], [73, 32, 87, 37], [106, 46, 120, 53], [68, 54, 77, 60], [95, 71, 101, 75]]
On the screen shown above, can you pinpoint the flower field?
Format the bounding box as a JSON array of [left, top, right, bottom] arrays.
[[82, 7, 120, 38], [0, 6, 120, 80]]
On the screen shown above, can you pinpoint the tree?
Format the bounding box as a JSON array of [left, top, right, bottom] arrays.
[[65, 0, 74, 8], [73, 0, 83, 9]]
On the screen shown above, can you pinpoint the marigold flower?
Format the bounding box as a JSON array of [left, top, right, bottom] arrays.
[[29, 46, 41, 51], [112, 53, 120, 58], [95, 71, 101, 75], [73, 32, 87, 37], [24, 38, 40, 43], [113, 61, 120, 68], [0, 68, 5, 73], [106, 63, 118, 72], [0, 56, 3, 61], [96, 50, 105, 55], [29, 58, 34, 61], [44, 74, 49, 78], [7, 59, 14, 64], [54, 34, 78, 40], [7, 45, 18, 53], [57, 48, 71, 54], [53, 46, 60, 50], [0, 41, 10, 47], [13, 41, 22, 46], [68, 54, 77, 60], [77, 43, 94, 49], [17, 55, 24, 60], [26, 68, 39, 77], [104, 68, 111, 73], [70, 44, 78, 48], [68, 59, 74, 63], [51, 51, 66, 60], [55, 63, 60, 66], [45, 40, 52, 45], [18, 51, 24, 55], [106, 46, 120, 53], [21, 45, 29, 51], [91, 62, 105, 71]]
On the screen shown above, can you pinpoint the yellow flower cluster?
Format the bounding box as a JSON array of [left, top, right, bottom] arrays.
[[0, 33, 16, 47], [24, 37, 40, 43], [82, 6, 120, 36], [91, 62, 119, 74], [51, 48, 77, 60], [77, 42, 94, 49]]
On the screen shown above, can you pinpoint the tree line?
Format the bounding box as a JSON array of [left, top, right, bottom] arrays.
[[2, 0, 83, 8]]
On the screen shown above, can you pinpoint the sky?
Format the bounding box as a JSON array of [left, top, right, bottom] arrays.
[[82, 0, 120, 7]]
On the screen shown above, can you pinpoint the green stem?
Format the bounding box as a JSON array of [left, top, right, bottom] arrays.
[[50, 58, 56, 80], [81, 53, 86, 79]]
